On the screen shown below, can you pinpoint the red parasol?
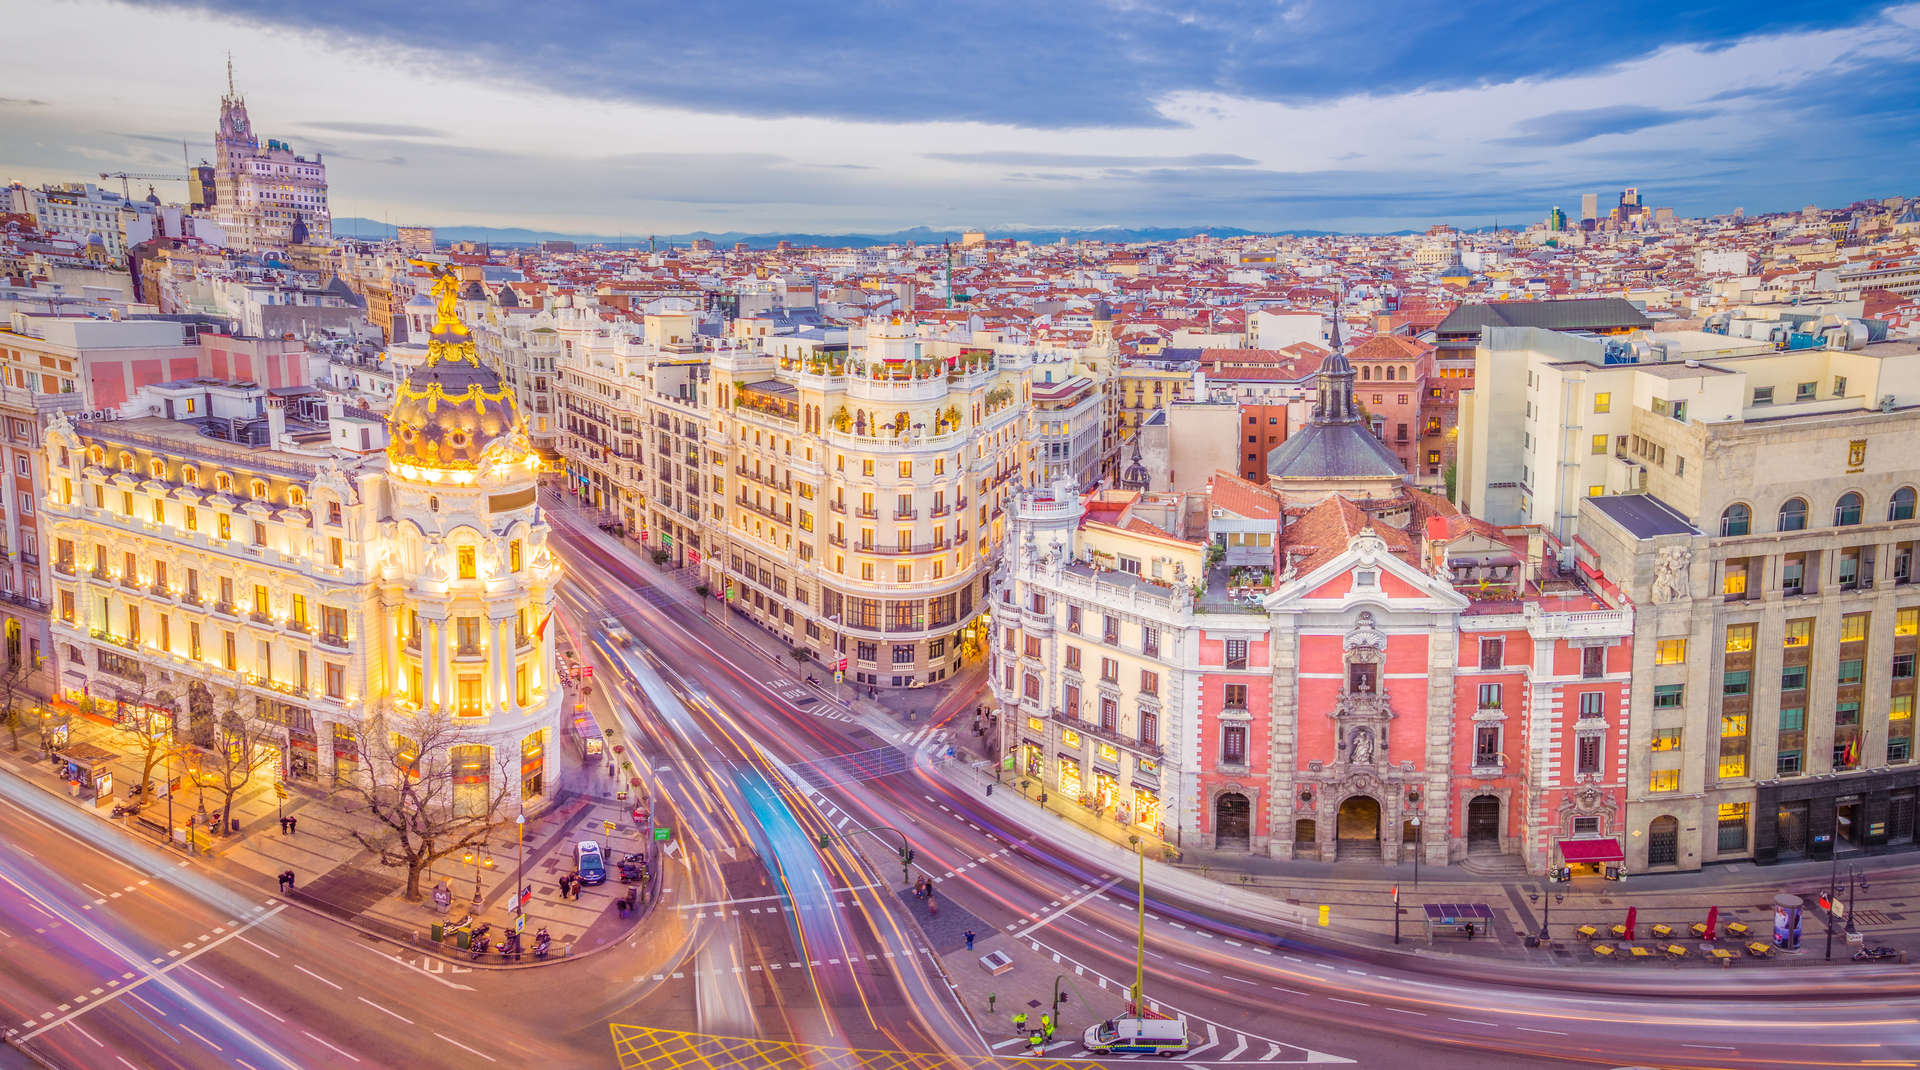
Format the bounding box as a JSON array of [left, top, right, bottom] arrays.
[[1624, 905, 1637, 942], [1704, 905, 1718, 942]]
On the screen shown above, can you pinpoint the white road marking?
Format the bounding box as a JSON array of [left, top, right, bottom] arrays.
[[356, 996, 414, 1025], [181, 1024, 224, 1051], [304, 1031, 359, 1062], [1448, 1018, 1497, 1027], [1518, 1027, 1568, 1036], [239, 997, 285, 1022], [435, 1031, 498, 1063], [292, 965, 341, 990]]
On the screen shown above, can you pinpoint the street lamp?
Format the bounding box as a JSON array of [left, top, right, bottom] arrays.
[[516, 813, 527, 930]]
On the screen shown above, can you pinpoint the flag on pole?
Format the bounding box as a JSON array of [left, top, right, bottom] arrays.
[[535, 611, 553, 640]]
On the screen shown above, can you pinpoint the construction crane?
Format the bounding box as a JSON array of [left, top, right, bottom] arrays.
[[98, 171, 186, 201]]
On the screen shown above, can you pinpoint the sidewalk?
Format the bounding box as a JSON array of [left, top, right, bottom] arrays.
[[0, 713, 661, 967], [922, 741, 1920, 971]]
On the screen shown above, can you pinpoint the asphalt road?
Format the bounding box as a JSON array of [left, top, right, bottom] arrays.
[[2, 498, 1915, 1070]]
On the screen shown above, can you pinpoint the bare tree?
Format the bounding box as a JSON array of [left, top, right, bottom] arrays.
[[196, 691, 275, 836], [110, 671, 174, 801], [0, 659, 32, 751], [334, 708, 516, 902]]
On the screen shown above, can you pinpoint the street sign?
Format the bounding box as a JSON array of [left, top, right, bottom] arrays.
[[603, 820, 616, 836], [515, 914, 526, 932], [274, 784, 289, 800], [833, 670, 844, 683], [583, 666, 594, 679], [652, 826, 672, 842]]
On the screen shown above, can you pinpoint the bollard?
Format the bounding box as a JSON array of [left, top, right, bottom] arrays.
[[987, 992, 997, 1012]]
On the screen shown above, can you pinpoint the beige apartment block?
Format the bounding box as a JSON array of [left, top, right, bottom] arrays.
[[702, 319, 1031, 687], [1575, 336, 1920, 872]]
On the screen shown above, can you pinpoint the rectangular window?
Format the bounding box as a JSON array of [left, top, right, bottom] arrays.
[[1100, 657, 1119, 683], [1892, 695, 1913, 720], [1474, 724, 1500, 763], [1221, 725, 1247, 765], [1718, 802, 1750, 851], [1141, 625, 1160, 658], [1139, 670, 1159, 696], [1651, 728, 1683, 753], [1102, 615, 1119, 645], [1139, 709, 1158, 747], [1836, 702, 1861, 726], [1781, 664, 1807, 691], [1223, 683, 1248, 709], [1477, 682, 1502, 709], [1066, 605, 1081, 634], [1650, 769, 1679, 792], [1653, 684, 1685, 709], [1655, 638, 1687, 665], [1900, 608, 1919, 637], [253, 584, 269, 615], [457, 546, 476, 579], [456, 675, 482, 717], [1898, 653, 1916, 680], [1064, 645, 1081, 672], [1593, 392, 1611, 413], [1590, 434, 1608, 455], [1478, 637, 1503, 670], [1722, 670, 1750, 697], [1841, 612, 1870, 643], [1784, 618, 1812, 647], [1577, 734, 1602, 774], [1581, 645, 1605, 678], [1720, 713, 1749, 737], [1225, 639, 1248, 670], [1779, 706, 1805, 732], [1579, 692, 1604, 718], [1838, 659, 1863, 685], [1777, 750, 1802, 776], [1724, 624, 1755, 653]]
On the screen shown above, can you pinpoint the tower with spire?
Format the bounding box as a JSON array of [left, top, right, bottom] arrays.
[[209, 56, 330, 252], [1263, 291, 1406, 502]]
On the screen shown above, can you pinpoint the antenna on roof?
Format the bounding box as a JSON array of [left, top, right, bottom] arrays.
[[226, 51, 235, 99]]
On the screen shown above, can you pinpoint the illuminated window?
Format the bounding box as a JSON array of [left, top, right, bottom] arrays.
[[1892, 696, 1914, 721], [1900, 609, 1919, 637], [1655, 639, 1687, 665], [1722, 567, 1746, 597], [456, 675, 483, 717], [509, 540, 523, 572], [1649, 769, 1679, 792], [217, 513, 231, 540], [457, 546, 476, 580], [1593, 393, 1611, 414], [1841, 612, 1870, 643], [1588, 484, 1604, 497], [1718, 754, 1746, 778], [1720, 713, 1748, 737], [1783, 619, 1812, 647], [1651, 727, 1683, 751], [1590, 434, 1608, 455], [1724, 624, 1754, 653]]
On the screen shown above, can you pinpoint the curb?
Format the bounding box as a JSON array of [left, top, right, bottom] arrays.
[[917, 746, 1920, 993], [0, 753, 666, 973]]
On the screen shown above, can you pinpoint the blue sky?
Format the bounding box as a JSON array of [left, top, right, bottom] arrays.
[[3, 1, 1917, 234]]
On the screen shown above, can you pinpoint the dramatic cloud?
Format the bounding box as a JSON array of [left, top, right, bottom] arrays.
[[3, 1, 1916, 234], [1497, 106, 1716, 147]]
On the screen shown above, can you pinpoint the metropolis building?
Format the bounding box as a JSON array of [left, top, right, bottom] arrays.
[[44, 276, 564, 809]]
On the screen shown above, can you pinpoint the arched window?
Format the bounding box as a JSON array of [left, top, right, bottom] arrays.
[[1835, 492, 1864, 526], [214, 473, 232, 493], [287, 487, 306, 508], [1360, 366, 1371, 381], [1719, 502, 1751, 537], [148, 459, 165, 480], [181, 465, 198, 486], [118, 451, 134, 470], [1892, 487, 1917, 522], [249, 479, 268, 500], [1385, 366, 1397, 381], [1778, 497, 1808, 531], [87, 446, 105, 465]]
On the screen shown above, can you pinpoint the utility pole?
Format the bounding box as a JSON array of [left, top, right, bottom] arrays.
[[1392, 885, 1401, 945], [1129, 835, 1146, 1015], [516, 812, 527, 930]]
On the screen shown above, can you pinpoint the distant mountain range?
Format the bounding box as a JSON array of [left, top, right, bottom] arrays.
[[329, 219, 1363, 249]]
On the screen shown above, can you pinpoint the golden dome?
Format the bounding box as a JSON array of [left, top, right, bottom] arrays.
[[387, 265, 526, 471]]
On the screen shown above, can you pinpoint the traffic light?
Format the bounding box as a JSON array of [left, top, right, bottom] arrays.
[[817, 833, 830, 849], [899, 846, 915, 867]]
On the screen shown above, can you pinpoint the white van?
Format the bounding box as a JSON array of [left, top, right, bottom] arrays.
[[1082, 1016, 1189, 1055]]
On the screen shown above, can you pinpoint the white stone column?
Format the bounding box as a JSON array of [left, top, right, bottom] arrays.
[[425, 617, 442, 710], [489, 615, 509, 713], [437, 614, 454, 710]]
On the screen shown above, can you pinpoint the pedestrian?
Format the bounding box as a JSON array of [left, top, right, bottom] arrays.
[[279, 816, 289, 835], [1465, 922, 1476, 942], [1011, 1011, 1027, 1034], [1028, 1032, 1044, 1053], [287, 816, 297, 835], [965, 929, 976, 951], [1040, 1013, 1053, 1039]]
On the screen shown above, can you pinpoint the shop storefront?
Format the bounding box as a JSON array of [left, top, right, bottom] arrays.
[[1058, 756, 1082, 801], [1754, 769, 1920, 863], [1132, 786, 1161, 832], [331, 723, 359, 784], [453, 744, 490, 817], [520, 730, 546, 801]]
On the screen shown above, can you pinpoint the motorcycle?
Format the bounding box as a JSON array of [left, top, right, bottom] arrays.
[[468, 923, 492, 961], [498, 931, 522, 963], [533, 927, 551, 959], [1853, 945, 1898, 962], [110, 802, 141, 817]]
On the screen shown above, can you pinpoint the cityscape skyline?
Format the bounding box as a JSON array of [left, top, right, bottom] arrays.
[[3, 0, 1918, 234]]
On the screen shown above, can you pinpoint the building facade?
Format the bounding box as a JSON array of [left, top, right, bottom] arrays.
[[43, 276, 564, 808], [211, 73, 330, 252]]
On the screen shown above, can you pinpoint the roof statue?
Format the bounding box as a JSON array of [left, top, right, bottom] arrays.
[[411, 259, 469, 338], [387, 260, 525, 470]]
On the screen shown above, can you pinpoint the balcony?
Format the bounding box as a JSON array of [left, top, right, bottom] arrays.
[[855, 507, 880, 520], [317, 632, 349, 652], [1049, 707, 1164, 759], [894, 509, 918, 521], [856, 539, 950, 556]]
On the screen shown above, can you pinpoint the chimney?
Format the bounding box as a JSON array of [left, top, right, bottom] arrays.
[[265, 394, 287, 446]]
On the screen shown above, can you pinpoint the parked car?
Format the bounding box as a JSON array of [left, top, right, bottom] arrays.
[[574, 840, 607, 885]]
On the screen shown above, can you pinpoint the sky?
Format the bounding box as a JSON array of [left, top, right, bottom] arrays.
[[2, 0, 1918, 236]]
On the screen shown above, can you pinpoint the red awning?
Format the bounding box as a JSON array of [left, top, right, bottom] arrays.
[[1558, 838, 1624, 864]]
